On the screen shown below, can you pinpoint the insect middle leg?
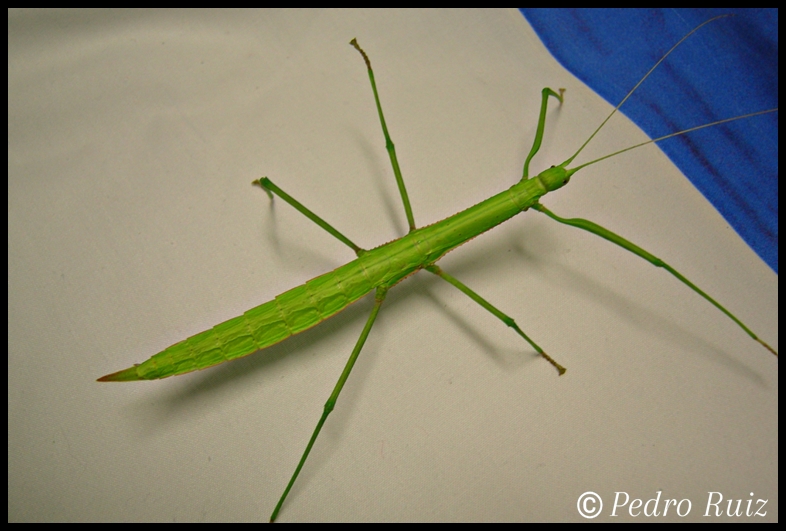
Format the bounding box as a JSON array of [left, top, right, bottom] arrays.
[[425, 264, 566, 375], [253, 39, 419, 256]]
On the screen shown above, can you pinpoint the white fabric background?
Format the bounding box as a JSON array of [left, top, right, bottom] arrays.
[[9, 9, 777, 522]]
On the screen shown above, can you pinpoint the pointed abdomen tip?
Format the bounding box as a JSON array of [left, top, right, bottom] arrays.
[[97, 366, 141, 382]]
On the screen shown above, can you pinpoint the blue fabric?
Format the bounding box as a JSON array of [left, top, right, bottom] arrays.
[[520, 9, 778, 272]]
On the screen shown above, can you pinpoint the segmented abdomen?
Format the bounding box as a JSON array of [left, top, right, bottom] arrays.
[[134, 259, 381, 380], [104, 179, 539, 381]]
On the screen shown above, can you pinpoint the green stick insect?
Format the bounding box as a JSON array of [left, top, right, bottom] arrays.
[[99, 16, 777, 521]]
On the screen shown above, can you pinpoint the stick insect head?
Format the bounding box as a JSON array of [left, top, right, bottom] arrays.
[[535, 164, 575, 192]]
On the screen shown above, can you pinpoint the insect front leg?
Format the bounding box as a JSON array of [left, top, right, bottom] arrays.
[[532, 203, 777, 356]]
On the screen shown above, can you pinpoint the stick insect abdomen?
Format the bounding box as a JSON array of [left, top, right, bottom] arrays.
[[98, 175, 550, 382], [98, 261, 377, 381]]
